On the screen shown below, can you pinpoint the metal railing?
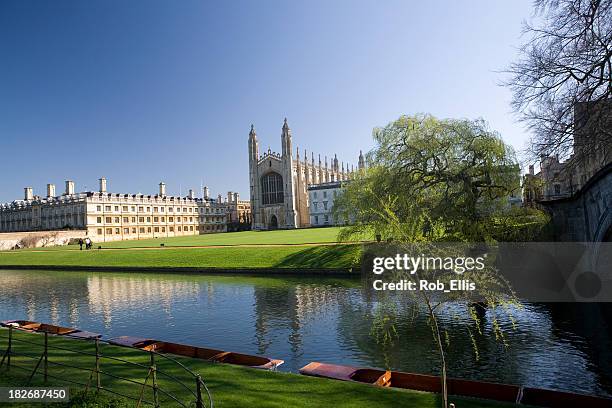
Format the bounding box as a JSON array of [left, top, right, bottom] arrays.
[[0, 327, 213, 408]]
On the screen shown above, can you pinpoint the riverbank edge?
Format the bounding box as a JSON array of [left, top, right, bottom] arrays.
[[0, 328, 515, 408], [0, 264, 360, 277]]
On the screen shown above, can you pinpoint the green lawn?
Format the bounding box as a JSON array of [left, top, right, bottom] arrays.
[[0, 244, 362, 270], [11, 228, 352, 252], [0, 329, 516, 408], [101, 227, 349, 248]]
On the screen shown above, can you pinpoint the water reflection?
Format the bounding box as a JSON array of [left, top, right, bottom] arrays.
[[0, 269, 610, 397]]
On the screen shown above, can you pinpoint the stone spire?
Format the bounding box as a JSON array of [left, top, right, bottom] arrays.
[[249, 124, 256, 139], [281, 118, 292, 157], [334, 154, 339, 171], [358, 150, 365, 169]]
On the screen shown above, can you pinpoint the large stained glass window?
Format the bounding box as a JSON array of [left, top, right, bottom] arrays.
[[261, 172, 284, 205]]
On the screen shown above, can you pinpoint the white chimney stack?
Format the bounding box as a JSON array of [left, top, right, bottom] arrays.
[[47, 184, 56, 198], [99, 177, 107, 193], [234, 192, 239, 202], [188, 189, 195, 199], [159, 182, 166, 196], [203, 186, 209, 199], [65, 180, 75, 195], [24, 187, 33, 201]]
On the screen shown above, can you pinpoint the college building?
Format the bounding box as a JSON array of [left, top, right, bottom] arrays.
[[248, 118, 365, 230], [0, 178, 249, 241]]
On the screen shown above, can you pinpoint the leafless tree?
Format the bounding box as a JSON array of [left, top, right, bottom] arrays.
[[506, 0, 612, 164]]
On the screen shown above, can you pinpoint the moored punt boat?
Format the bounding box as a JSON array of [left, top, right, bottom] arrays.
[[299, 362, 612, 408], [1, 320, 101, 339], [108, 336, 283, 370]]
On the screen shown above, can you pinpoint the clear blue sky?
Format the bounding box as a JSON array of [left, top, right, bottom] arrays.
[[0, 0, 535, 202]]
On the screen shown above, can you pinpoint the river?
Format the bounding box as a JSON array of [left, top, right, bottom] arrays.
[[0, 269, 610, 397]]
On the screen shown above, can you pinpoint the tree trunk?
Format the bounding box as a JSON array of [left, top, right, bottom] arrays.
[[426, 298, 448, 408]]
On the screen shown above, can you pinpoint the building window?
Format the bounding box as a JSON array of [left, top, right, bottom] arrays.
[[314, 215, 319, 224], [114, 206, 119, 212], [97, 217, 102, 223], [323, 191, 327, 198], [122, 206, 128, 211], [105, 206, 111, 211], [105, 217, 112, 223], [115, 228, 120, 234], [123, 228, 129, 234], [97, 228, 103, 235], [106, 228, 112, 234], [261, 172, 284, 205], [323, 201, 328, 210], [97, 205, 102, 211]]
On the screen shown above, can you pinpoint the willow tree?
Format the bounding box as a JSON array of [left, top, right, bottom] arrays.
[[334, 114, 547, 408], [335, 114, 548, 243]]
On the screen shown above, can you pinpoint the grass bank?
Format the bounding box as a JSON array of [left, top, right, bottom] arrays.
[[0, 244, 361, 271], [0, 329, 516, 408], [8, 228, 354, 251]]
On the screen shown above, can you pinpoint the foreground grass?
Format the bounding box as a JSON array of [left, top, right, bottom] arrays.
[[0, 244, 362, 270], [0, 329, 515, 408]]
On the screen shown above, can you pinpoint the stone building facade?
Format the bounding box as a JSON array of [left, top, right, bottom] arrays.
[[0, 178, 235, 242], [225, 191, 252, 231], [248, 119, 364, 230], [308, 181, 350, 227], [523, 101, 612, 204]]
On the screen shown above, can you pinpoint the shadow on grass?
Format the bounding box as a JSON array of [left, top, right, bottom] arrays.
[[273, 244, 361, 269]]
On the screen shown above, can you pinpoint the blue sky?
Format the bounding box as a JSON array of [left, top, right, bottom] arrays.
[[0, 0, 534, 202]]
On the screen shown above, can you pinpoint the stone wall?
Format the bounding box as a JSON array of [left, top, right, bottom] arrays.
[[542, 163, 612, 242], [0, 230, 87, 251]]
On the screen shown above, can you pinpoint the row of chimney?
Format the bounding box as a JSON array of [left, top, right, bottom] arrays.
[[24, 181, 73, 200], [23, 177, 220, 201]]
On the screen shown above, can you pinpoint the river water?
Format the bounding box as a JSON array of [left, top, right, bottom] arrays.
[[0, 269, 610, 397]]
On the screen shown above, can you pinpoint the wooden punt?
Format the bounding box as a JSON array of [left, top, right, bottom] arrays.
[[1, 320, 101, 339], [108, 336, 283, 370], [299, 362, 612, 407]]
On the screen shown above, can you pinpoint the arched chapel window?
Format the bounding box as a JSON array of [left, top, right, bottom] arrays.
[[261, 172, 284, 205]]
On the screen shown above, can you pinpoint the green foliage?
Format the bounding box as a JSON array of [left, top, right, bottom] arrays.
[[334, 114, 550, 243]]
